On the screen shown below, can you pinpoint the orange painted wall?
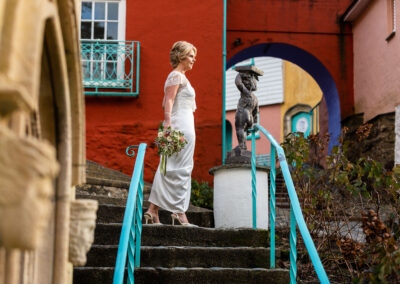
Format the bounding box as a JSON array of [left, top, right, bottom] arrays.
[[85, 1, 223, 183], [226, 0, 354, 119]]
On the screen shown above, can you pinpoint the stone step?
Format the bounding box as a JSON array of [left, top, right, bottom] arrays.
[[95, 204, 214, 227], [76, 180, 151, 200], [86, 160, 131, 182], [85, 245, 273, 268], [276, 203, 290, 209], [76, 184, 129, 200], [94, 224, 269, 247], [76, 194, 127, 206], [76, 193, 153, 207], [73, 267, 289, 284]]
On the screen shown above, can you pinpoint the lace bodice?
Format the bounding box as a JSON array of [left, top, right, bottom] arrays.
[[164, 71, 196, 112]]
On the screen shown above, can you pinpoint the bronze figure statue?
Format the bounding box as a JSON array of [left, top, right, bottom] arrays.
[[226, 65, 264, 164]]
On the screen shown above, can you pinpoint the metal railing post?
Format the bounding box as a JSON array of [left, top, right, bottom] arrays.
[[269, 145, 276, 268], [136, 42, 140, 95], [113, 143, 147, 284], [254, 124, 329, 283], [251, 129, 257, 229], [222, 0, 227, 164], [134, 169, 144, 268], [290, 206, 297, 284]]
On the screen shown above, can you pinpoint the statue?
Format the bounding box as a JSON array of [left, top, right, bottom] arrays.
[[0, 125, 59, 249], [226, 65, 264, 164], [69, 199, 98, 266]]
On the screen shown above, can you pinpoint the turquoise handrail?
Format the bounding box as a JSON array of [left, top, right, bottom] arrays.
[[113, 143, 147, 284], [222, 0, 227, 164], [250, 124, 329, 283], [80, 40, 140, 97]]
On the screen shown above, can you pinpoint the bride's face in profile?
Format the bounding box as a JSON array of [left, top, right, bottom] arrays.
[[181, 49, 196, 71]]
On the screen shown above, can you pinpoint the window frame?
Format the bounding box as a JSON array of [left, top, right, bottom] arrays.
[[80, 0, 127, 87], [80, 0, 126, 42]]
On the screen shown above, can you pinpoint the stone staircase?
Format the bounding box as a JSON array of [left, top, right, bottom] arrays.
[[275, 173, 290, 209], [73, 161, 290, 283]]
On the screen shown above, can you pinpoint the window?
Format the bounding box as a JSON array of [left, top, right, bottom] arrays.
[[80, 0, 125, 41], [386, 0, 396, 41], [80, 0, 126, 85]]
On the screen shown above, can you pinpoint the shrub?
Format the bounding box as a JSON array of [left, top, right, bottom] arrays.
[[190, 179, 213, 209], [281, 128, 400, 283]]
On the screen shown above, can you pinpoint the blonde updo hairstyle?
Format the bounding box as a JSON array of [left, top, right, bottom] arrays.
[[169, 41, 197, 68]]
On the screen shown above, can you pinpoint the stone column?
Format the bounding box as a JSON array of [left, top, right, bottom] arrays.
[[210, 164, 269, 229], [396, 105, 400, 165], [69, 199, 98, 266]]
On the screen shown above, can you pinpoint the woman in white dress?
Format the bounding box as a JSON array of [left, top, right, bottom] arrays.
[[144, 41, 197, 226]]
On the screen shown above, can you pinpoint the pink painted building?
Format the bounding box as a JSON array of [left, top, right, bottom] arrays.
[[343, 0, 400, 168], [344, 0, 400, 121]]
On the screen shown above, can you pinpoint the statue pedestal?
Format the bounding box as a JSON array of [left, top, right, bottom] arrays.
[[209, 164, 269, 229], [226, 147, 252, 164]]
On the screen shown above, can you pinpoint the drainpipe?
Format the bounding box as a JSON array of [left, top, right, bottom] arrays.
[[222, 0, 227, 164]]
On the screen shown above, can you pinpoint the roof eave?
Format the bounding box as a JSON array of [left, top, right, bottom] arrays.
[[343, 0, 372, 22]]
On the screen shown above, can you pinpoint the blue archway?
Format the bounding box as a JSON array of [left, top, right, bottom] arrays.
[[227, 43, 341, 150]]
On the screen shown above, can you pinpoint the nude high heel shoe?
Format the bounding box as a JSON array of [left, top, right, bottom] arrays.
[[144, 212, 162, 225], [171, 213, 198, 227]]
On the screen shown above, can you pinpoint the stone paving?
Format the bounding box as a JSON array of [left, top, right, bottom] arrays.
[[274, 207, 366, 242]]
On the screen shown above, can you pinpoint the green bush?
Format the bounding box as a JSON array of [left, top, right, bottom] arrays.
[[281, 129, 400, 283], [190, 179, 213, 209]]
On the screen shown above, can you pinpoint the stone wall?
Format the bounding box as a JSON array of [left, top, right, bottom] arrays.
[[343, 112, 395, 169], [0, 1, 87, 283], [396, 105, 400, 165]]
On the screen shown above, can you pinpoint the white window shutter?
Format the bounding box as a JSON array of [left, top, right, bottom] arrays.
[[225, 57, 284, 110]]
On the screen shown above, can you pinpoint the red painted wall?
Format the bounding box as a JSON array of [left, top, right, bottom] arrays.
[[226, 0, 354, 119], [86, 1, 223, 183], [85, 0, 355, 184]]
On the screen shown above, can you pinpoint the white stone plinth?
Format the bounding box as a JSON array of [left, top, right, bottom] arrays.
[[210, 164, 269, 229]]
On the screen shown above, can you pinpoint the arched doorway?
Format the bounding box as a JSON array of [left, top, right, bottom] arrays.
[[226, 43, 341, 150]]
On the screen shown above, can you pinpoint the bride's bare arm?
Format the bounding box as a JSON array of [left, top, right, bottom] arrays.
[[163, 84, 180, 127]]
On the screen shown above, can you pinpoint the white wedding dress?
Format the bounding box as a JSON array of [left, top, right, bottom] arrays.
[[149, 70, 196, 213]]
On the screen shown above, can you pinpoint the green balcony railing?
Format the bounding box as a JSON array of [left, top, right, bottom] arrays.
[[80, 40, 140, 96]]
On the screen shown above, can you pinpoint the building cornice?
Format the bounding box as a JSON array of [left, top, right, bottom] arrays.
[[343, 0, 372, 22]]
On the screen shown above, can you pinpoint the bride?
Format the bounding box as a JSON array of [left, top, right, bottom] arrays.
[[144, 41, 197, 226]]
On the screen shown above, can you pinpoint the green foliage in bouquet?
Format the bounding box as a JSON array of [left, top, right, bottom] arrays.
[[190, 179, 213, 209], [155, 123, 188, 175]]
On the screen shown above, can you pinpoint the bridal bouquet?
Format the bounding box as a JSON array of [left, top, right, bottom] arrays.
[[155, 123, 188, 175]]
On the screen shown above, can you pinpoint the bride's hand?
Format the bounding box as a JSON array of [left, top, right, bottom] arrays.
[[163, 120, 171, 128]]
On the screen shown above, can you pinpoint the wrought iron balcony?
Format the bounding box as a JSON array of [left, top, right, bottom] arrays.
[[80, 40, 140, 96]]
